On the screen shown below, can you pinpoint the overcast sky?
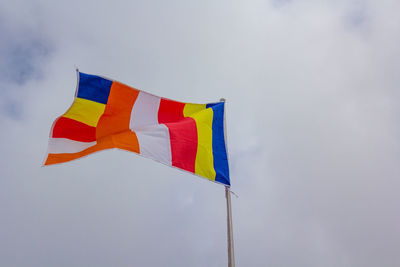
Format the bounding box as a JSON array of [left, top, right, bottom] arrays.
[[1, 0, 399, 266]]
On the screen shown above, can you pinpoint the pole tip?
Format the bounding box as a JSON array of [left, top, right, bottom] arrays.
[[220, 98, 226, 102]]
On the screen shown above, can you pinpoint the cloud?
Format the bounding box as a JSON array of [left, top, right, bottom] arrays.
[[0, 0, 399, 266], [270, 0, 293, 8], [0, 9, 52, 119]]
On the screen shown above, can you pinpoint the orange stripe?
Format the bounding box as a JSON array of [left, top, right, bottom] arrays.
[[44, 131, 140, 166], [44, 136, 114, 165], [96, 81, 139, 139], [111, 130, 140, 153]]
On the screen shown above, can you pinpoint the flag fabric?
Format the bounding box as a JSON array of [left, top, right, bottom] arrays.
[[44, 71, 230, 186]]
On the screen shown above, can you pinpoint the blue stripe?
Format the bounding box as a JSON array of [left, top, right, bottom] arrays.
[[78, 72, 112, 104], [206, 102, 230, 186]]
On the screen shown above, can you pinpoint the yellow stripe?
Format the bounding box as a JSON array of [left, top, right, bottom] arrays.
[[183, 103, 206, 117], [185, 104, 215, 180], [63, 97, 106, 127]]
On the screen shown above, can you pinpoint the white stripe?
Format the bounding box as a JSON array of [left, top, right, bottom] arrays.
[[130, 91, 161, 129], [47, 138, 96, 154], [129, 91, 172, 165], [135, 124, 172, 166]]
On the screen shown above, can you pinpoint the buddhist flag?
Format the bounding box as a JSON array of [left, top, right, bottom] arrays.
[[44, 71, 230, 186]]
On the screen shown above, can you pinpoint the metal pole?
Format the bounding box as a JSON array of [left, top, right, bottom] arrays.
[[219, 98, 235, 266], [225, 186, 235, 267]]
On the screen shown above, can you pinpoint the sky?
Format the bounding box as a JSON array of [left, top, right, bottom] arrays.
[[1, 0, 399, 266]]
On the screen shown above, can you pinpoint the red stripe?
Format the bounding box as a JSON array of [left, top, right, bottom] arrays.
[[158, 98, 185, 123], [52, 117, 96, 142], [164, 117, 197, 173], [158, 99, 198, 172]]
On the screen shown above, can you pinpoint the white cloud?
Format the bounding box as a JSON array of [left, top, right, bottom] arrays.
[[1, 0, 399, 266]]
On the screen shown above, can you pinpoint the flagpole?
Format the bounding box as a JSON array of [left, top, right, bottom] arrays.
[[225, 186, 235, 267], [220, 98, 235, 267]]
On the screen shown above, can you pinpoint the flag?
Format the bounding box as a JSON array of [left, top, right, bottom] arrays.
[[44, 71, 230, 186]]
